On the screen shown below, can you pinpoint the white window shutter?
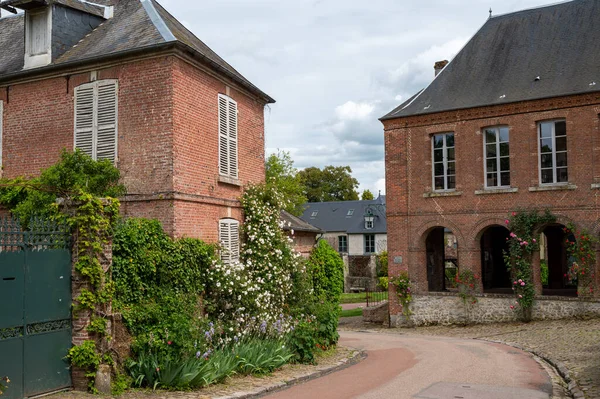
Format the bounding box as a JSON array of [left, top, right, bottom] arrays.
[[227, 100, 238, 179], [74, 85, 95, 158], [74, 80, 118, 162], [218, 94, 238, 179], [219, 219, 240, 264], [218, 96, 229, 176], [0, 100, 3, 169], [96, 81, 118, 162]]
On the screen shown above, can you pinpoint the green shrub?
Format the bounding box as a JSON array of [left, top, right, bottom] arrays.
[[112, 218, 215, 356], [307, 240, 344, 304], [312, 302, 340, 349], [288, 320, 317, 364], [234, 338, 293, 375], [376, 251, 388, 278]]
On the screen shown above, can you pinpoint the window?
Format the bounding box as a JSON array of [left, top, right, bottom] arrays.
[[539, 120, 568, 184], [347, 209, 354, 217], [364, 234, 375, 254], [311, 211, 319, 218], [74, 80, 118, 162], [432, 133, 455, 191], [218, 94, 238, 179], [0, 100, 3, 169], [484, 126, 510, 187], [365, 220, 374, 230], [338, 236, 348, 253], [24, 8, 51, 69], [219, 219, 240, 264]]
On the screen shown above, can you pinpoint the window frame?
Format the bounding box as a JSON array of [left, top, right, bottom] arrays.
[[538, 119, 568, 185], [218, 94, 239, 180], [431, 132, 456, 192], [74, 79, 119, 163], [219, 218, 240, 264], [24, 7, 52, 69], [365, 219, 374, 230], [364, 234, 375, 254], [483, 126, 511, 189], [338, 235, 348, 253]]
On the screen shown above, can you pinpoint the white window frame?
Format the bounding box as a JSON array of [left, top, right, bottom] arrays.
[[0, 100, 3, 170], [338, 235, 348, 253], [364, 234, 375, 254], [74, 80, 119, 162], [24, 7, 52, 69], [431, 132, 456, 191], [483, 126, 511, 189], [219, 219, 240, 264], [218, 94, 239, 179], [538, 120, 568, 185], [365, 220, 374, 230]]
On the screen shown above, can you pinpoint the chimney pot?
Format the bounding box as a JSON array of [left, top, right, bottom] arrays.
[[434, 60, 449, 77]]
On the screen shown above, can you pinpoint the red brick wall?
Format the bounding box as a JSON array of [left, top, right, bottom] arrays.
[[0, 55, 268, 242], [383, 93, 600, 313], [170, 57, 266, 239]]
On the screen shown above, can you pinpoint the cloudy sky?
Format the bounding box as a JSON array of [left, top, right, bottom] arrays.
[[161, 0, 555, 195]]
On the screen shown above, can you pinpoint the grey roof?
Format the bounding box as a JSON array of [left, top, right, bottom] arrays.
[[382, 0, 600, 120], [280, 210, 323, 234], [0, 0, 274, 103], [300, 196, 387, 235]]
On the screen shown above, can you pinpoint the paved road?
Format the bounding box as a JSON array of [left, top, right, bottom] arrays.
[[265, 331, 553, 399]]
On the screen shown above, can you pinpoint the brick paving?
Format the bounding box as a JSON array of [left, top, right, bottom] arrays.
[[341, 317, 600, 399]]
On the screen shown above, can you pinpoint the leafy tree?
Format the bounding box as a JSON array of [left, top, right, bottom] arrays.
[[265, 151, 307, 216], [306, 240, 345, 304], [0, 149, 126, 223], [361, 189, 374, 200], [298, 166, 359, 202]]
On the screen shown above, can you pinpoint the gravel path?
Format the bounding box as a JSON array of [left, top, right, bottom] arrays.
[[341, 317, 600, 399]]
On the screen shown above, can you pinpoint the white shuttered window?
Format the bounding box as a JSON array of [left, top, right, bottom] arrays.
[[74, 80, 118, 162], [218, 94, 238, 179], [219, 219, 240, 264], [0, 101, 3, 169]]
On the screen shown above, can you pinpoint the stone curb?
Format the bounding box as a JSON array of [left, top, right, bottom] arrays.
[[478, 338, 582, 399], [213, 348, 367, 399]]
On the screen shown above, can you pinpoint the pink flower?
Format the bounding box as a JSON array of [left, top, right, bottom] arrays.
[[510, 232, 517, 238], [533, 239, 537, 243], [513, 281, 518, 285], [518, 295, 523, 299], [168, 341, 172, 345], [520, 282, 525, 286], [505, 219, 510, 225], [510, 305, 515, 310], [512, 212, 517, 216]]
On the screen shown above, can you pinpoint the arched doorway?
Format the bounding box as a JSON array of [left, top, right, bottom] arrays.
[[426, 227, 458, 292], [540, 225, 577, 296], [480, 225, 511, 293]]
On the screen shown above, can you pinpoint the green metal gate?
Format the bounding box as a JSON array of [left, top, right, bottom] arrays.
[[0, 216, 72, 399]]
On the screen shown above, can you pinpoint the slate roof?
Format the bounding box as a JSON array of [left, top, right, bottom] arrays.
[[0, 0, 274, 103], [300, 196, 387, 235], [382, 0, 600, 120], [280, 210, 323, 234]]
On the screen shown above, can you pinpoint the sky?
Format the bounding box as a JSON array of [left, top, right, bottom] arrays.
[[160, 0, 557, 195]]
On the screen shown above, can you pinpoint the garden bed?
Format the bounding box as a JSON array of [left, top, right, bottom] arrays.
[[49, 346, 360, 399]]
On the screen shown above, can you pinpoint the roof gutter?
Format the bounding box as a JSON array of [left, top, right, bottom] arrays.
[[0, 41, 275, 104]]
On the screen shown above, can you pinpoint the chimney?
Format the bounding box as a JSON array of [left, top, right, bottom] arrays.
[[434, 60, 449, 77]]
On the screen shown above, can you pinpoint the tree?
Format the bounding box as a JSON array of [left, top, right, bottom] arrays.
[[265, 151, 307, 216], [298, 166, 359, 202], [361, 189, 374, 200]]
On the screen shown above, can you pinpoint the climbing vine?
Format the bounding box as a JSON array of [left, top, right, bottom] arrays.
[[564, 224, 597, 299], [391, 271, 413, 317], [504, 210, 556, 321]]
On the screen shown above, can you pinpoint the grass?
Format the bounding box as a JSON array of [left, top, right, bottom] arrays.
[[339, 308, 363, 318]]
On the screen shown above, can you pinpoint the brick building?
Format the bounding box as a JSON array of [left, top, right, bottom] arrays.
[[382, 0, 600, 325], [0, 0, 273, 255], [280, 210, 323, 258]]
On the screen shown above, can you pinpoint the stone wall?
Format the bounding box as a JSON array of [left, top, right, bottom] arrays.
[[363, 302, 389, 325], [391, 293, 600, 327]]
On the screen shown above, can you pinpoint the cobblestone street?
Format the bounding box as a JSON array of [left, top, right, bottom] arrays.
[[341, 317, 600, 398]]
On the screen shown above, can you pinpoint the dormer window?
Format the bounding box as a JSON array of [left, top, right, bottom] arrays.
[[364, 209, 374, 230], [24, 7, 52, 69]]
